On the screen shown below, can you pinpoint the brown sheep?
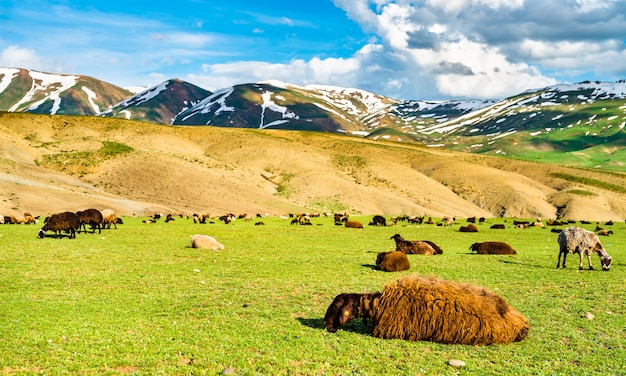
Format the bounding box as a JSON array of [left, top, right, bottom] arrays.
[[100, 209, 118, 229], [324, 275, 529, 345], [390, 234, 441, 255], [375, 251, 410, 272], [459, 223, 478, 232], [490, 224, 506, 229], [470, 241, 517, 254], [557, 226, 612, 271], [344, 220, 364, 229]]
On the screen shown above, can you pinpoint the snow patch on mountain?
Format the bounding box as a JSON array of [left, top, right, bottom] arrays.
[[17, 70, 79, 114], [259, 90, 298, 129], [0, 68, 20, 93], [82, 86, 100, 114]]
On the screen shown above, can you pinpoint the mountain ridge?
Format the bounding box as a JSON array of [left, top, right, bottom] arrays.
[[1, 67, 624, 171]]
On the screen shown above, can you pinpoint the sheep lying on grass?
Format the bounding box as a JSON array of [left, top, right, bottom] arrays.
[[375, 251, 410, 272], [344, 220, 364, 229], [557, 226, 612, 271], [390, 234, 442, 255], [470, 241, 517, 254], [324, 274, 529, 345], [190, 234, 225, 250]]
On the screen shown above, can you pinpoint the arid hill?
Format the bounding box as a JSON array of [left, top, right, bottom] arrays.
[[0, 112, 624, 221]]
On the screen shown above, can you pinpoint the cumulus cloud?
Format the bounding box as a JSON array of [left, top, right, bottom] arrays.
[[0, 46, 44, 70], [188, 0, 622, 99]]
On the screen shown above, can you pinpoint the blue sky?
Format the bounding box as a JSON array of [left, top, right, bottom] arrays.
[[1, 0, 626, 100]]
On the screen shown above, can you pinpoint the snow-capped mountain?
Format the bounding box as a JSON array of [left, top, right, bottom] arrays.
[[100, 79, 211, 124], [0, 67, 624, 170], [171, 80, 494, 136], [0, 68, 132, 116]]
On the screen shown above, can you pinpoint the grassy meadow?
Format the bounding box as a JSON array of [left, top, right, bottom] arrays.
[[0, 215, 624, 375]]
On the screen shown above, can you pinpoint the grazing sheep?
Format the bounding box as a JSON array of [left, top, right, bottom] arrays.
[[369, 215, 387, 226], [76, 208, 103, 234], [441, 216, 455, 227], [557, 226, 612, 271], [38, 211, 81, 239], [459, 224, 478, 232], [390, 234, 441, 255], [100, 209, 118, 229], [375, 251, 410, 272], [470, 241, 517, 255], [344, 220, 364, 229], [190, 234, 225, 250], [324, 275, 529, 345], [19, 212, 37, 225]]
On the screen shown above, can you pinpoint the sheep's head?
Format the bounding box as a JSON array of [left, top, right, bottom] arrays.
[[390, 234, 403, 242], [324, 293, 362, 332], [375, 252, 390, 266], [600, 254, 612, 271]]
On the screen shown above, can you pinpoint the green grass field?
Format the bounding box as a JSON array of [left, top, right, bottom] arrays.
[[1, 216, 624, 375]]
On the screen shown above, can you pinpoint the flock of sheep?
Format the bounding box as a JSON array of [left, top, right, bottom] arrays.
[[20, 208, 616, 347], [323, 215, 615, 346], [5, 208, 123, 239]]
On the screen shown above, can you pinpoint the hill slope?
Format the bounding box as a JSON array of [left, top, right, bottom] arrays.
[[0, 68, 132, 116], [0, 112, 624, 220]]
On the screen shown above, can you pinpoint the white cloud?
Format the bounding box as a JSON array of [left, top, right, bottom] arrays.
[[327, 0, 626, 99], [0, 46, 44, 70]]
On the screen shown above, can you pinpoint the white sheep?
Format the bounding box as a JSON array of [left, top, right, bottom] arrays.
[[557, 226, 612, 271], [190, 234, 225, 250]]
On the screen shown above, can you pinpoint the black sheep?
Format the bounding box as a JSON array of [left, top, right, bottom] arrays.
[[39, 211, 81, 239], [76, 208, 103, 234]]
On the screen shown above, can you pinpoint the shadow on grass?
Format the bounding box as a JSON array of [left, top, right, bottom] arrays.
[[296, 318, 371, 335], [37, 232, 74, 239], [499, 259, 546, 269]]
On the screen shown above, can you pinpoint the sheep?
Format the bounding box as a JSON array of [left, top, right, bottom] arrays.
[[344, 220, 363, 229], [597, 229, 613, 236], [557, 226, 612, 271], [38, 211, 81, 239], [369, 215, 387, 226], [190, 234, 225, 250], [375, 251, 410, 272], [390, 234, 442, 255], [490, 224, 506, 229], [441, 216, 455, 226], [75, 208, 103, 234], [470, 241, 517, 255], [100, 209, 118, 229], [324, 274, 529, 345], [459, 223, 478, 232]]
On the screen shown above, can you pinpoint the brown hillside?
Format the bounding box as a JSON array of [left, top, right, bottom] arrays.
[[0, 112, 624, 220]]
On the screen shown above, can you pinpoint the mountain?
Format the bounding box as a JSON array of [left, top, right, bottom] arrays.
[[417, 81, 626, 170], [1, 111, 624, 221], [100, 79, 211, 124], [1, 68, 624, 170], [0, 68, 132, 116]]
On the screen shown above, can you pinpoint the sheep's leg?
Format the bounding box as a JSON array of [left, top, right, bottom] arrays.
[[586, 253, 594, 270], [578, 252, 585, 270], [557, 251, 567, 268]]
